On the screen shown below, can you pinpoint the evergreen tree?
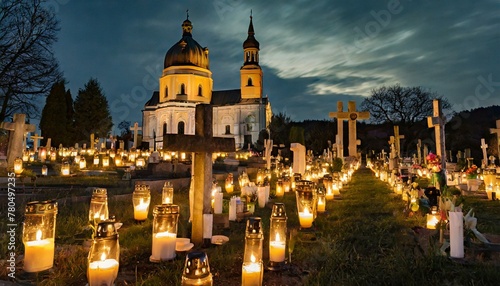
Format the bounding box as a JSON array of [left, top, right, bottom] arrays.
[[39, 80, 74, 146], [73, 78, 113, 142]]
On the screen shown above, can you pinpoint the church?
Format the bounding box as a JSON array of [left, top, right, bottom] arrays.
[[142, 14, 272, 151]]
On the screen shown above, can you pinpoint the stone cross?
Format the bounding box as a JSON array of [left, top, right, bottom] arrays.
[[46, 138, 52, 149], [264, 138, 273, 170], [480, 138, 488, 169], [163, 104, 235, 245], [290, 143, 306, 175], [31, 133, 43, 151], [393, 125, 404, 157], [423, 144, 429, 165], [130, 122, 142, 149], [490, 119, 500, 158], [329, 102, 346, 159], [0, 114, 36, 167], [417, 139, 422, 165], [380, 149, 387, 160], [427, 99, 446, 171], [388, 136, 396, 159]]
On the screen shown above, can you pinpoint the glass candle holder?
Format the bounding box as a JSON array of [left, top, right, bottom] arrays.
[[275, 179, 284, 198], [14, 157, 23, 175], [225, 173, 234, 194], [295, 182, 316, 229], [268, 203, 287, 270], [89, 188, 109, 224], [102, 156, 110, 167], [132, 184, 151, 221], [41, 165, 48, 176], [162, 181, 174, 204], [242, 217, 263, 286], [61, 161, 70, 176], [426, 207, 440, 229], [22, 200, 58, 272], [316, 187, 326, 213], [79, 157, 87, 169], [87, 220, 120, 286], [93, 155, 100, 166], [181, 251, 213, 286], [150, 204, 180, 262]]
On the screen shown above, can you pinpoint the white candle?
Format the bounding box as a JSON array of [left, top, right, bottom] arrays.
[[317, 197, 326, 213], [229, 197, 237, 221], [24, 230, 55, 272], [151, 231, 177, 261], [257, 187, 266, 208], [214, 192, 223, 214], [242, 260, 262, 286], [298, 208, 314, 228], [269, 233, 286, 262], [88, 257, 119, 286], [134, 198, 149, 221], [449, 211, 464, 258]]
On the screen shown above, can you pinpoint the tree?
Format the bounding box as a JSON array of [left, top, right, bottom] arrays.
[[118, 120, 131, 137], [360, 84, 451, 126], [39, 80, 74, 146], [268, 112, 291, 147], [73, 78, 113, 142], [0, 0, 62, 122], [289, 126, 305, 145]]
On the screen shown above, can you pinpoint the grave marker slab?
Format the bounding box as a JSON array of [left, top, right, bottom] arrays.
[[0, 114, 36, 167]]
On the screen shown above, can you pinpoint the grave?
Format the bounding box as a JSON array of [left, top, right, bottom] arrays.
[[290, 143, 306, 175], [130, 122, 142, 149], [329, 101, 369, 158], [0, 114, 36, 167], [490, 119, 500, 158], [162, 104, 235, 244]]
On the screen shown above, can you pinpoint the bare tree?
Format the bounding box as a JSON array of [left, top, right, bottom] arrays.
[[361, 84, 450, 126], [0, 0, 61, 122]]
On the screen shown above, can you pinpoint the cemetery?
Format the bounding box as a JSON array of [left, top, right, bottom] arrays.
[[1, 98, 500, 285], [1, 2, 500, 285]]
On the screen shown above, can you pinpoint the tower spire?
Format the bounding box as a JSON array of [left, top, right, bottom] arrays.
[[186, 9, 189, 20]]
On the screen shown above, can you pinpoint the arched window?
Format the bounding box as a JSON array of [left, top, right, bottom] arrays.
[[178, 121, 185, 135], [225, 125, 231, 134], [165, 86, 168, 98], [180, 84, 186, 95], [246, 51, 250, 62], [198, 85, 203, 96], [247, 78, 253, 86], [163, 122, 167, 135]]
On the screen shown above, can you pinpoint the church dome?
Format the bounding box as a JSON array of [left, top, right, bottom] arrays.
[[164, 18, 209, 69], [243, 16, 259, 49]]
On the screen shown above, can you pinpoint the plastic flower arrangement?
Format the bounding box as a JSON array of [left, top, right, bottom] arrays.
[[465, 164, 478, 179], [426, 152, 442, 173]]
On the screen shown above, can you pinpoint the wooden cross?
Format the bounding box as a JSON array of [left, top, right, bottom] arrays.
[[0, 114, 36, 167], [490, 119, 500, 158], [329, 101, 346, 159], [329, 101, 370, 157], [90, 133, 95, 150], [427, 99, 446, 170], [380, 149, 387, 160], [130, 122, 142, 149], [423, 144, 429, 165], [480, 138, 488, 168], [388, 136, 396, 159], [31, 133, 43, 151], [163, 104, 235, 244], [393, 125, 404, 157]]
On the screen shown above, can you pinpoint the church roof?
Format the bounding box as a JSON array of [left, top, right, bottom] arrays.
[[243, 16, 260, 49], [145, 91, 159, 107]]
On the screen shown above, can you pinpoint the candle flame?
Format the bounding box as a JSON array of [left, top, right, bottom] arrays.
[[36, 229, 42, 241], [250, 254, 256, 263], [100, 253, 106, 261], [275, 233, 280, 242], [303, 207, 310, 215]]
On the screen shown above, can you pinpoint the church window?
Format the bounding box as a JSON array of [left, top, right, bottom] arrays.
[[247, 78, 253, 86], [163, 122, 167, 135], [246, 51, 250, 62], [178, 121, 185, 135], [198, 85, 203, 96], [225, 125, 231, 134], [165, 86, 168, 98], [180, 84, 186, 95]]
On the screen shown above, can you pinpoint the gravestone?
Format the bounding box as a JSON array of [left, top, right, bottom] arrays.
[[130, 122, 142, 149], [417, 139, 422, 165], [480, 138, 488, 169], [90, 133, 95, 150], [31, 133, 43, 151], [0, 114, 36, 167], [490, 119, 500, 159], [46, 138, 52, 149], [163, 104, 235, 244], [290, 143, 306, 175]]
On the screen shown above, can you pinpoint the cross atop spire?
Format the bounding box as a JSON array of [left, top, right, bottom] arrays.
[[186, 9, 189, 20]]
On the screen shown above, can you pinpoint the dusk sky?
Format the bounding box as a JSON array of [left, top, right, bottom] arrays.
[[48, 0, 500, 134]]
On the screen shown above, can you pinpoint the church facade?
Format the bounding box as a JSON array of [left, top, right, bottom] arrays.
[[142, 15, 272, 150]]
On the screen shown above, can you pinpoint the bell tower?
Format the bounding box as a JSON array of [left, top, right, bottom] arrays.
[[240, 13, 262, 99]]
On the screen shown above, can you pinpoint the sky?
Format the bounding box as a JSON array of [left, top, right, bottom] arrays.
[[47, 0, 500, 134]]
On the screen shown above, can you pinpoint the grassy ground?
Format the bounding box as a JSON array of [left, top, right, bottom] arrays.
[[1, 167, 500, 285]]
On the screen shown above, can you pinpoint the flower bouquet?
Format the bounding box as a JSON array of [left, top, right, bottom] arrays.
[[465, 164, 478, 179]]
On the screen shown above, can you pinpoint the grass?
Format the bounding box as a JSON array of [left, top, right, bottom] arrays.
[[1, 167, 500, 285]]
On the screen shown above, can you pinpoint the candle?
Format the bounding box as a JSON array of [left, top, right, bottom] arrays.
[[269, 233, 286, 262], [134, 198, 149, 221], [317, 197, 326, 213], [229, 197, 237, 221], [214, 192, 223, 214], [242, 255, 262, 286], [325, 187, 334, 200], [225, 183, 234, 194], [88, 255, 119, 286], [257, 187, 266, 208], [298, 207, 314, 228], [24, 230, 55, 272], [151, 231, 177, 261], [426, 213, 440, 229]]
